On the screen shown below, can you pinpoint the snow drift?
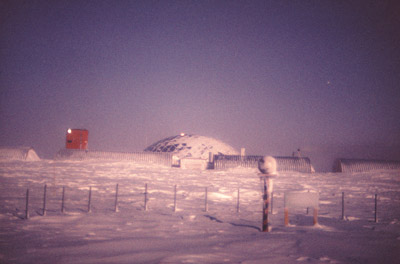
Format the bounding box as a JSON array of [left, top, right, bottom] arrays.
[[0, 147, 40, 161]]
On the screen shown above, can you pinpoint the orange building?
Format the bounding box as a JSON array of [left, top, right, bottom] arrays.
[[66, 129, 88, 150]]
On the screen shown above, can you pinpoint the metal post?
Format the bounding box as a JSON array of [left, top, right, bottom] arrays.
[[237, 188, 240, 213], [43, 184, 47, 216], [144, 183, 148, 211], [341, 192, 345, 220], [114, 184, 119, 212], [205, 187, 208, 212], [61, 187, 65, 213], [173, 185, 177, 212], [374, 194, 378, 223], [25, 189, 30, 219], [88, 186, 92, 213]]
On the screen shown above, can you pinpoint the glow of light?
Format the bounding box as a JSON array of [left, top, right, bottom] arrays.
[[180, 133, 185, 136], [67, 128, 72, 134]]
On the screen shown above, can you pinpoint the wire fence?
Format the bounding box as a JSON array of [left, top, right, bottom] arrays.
[[12, 183, 399, 228]]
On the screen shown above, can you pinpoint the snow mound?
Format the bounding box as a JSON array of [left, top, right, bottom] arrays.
[[144, 134, 238, 159], [0, 147, 40, 161]]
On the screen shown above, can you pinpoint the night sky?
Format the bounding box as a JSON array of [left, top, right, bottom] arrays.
[[1, 1, 399, 171]]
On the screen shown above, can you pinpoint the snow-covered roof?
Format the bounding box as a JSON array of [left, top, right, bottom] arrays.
[[334, 158, 400, 172], [144, 134, 238, 159]]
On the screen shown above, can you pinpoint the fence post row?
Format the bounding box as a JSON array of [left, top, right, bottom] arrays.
[[21, 186, 385, 225]]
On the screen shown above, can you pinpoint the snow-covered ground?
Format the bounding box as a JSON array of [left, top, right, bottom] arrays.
[[0, 160, 399, 263]]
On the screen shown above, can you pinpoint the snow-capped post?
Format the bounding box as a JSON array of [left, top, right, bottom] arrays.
[[173, 185, 177, 212], [258, 156, 278, 232], [88, 186, 92, 213], [42, 184, 47, 216], [374, 193, 378, 223], [237, 188, 240, 213], [114, 184, 119, 213], [144, 183, 148, 211], [25, 189, 30, 220], [205, 187, 208, 212], [61, 186, 65, 213]]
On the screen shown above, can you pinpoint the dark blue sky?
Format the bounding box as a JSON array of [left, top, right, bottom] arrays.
[[1, 1, 399, 170]]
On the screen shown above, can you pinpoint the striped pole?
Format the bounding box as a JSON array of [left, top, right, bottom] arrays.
[[262, 178, 269, 232]]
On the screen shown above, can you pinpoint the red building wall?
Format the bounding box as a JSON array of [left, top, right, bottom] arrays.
[[66, 129, 88, 150]]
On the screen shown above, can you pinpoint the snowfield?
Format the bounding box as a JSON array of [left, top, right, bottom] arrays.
[[0, 160, 399, 263]]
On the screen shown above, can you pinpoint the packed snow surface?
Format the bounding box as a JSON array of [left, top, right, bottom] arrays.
[[144, 134, 238, 159], [0, 160, 399, 263]]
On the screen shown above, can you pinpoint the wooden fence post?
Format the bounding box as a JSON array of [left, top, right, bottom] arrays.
[[313, 208, 319, 225], [284, 208, 289, 226]]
